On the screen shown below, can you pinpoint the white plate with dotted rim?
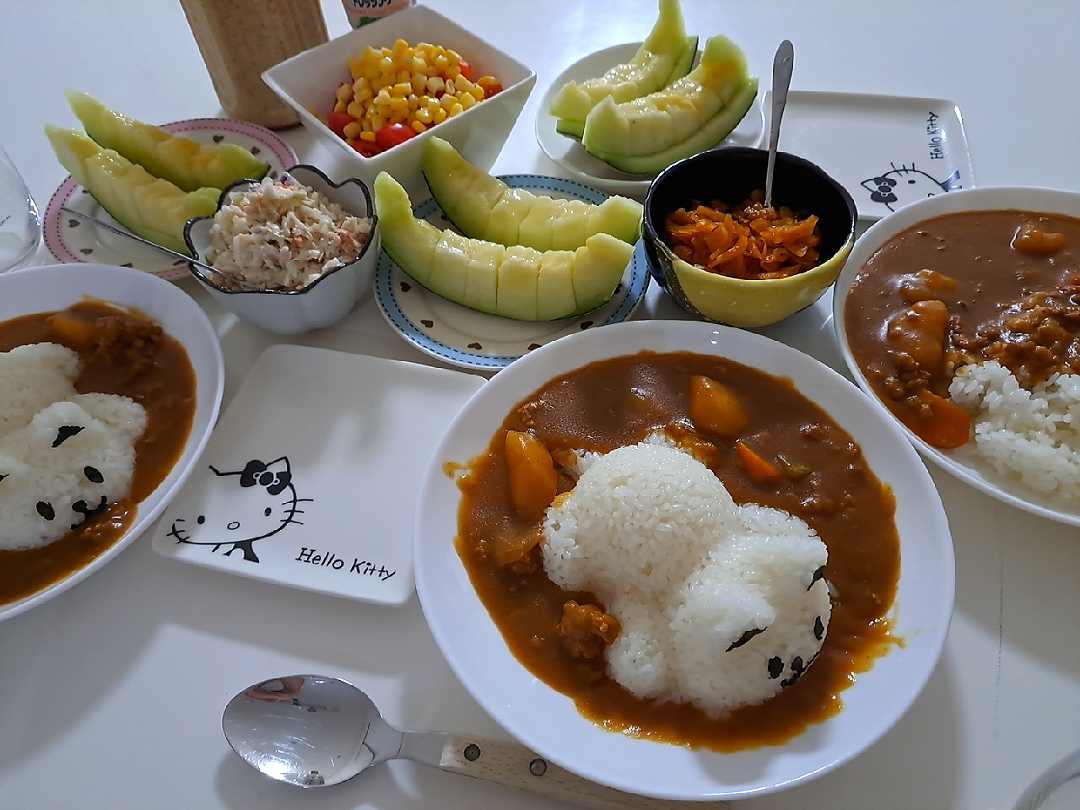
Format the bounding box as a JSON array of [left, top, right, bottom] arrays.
[[374, 174, 649, 371], [42, 118, 296, 280]]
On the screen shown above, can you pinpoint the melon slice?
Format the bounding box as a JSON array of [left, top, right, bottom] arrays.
[[581, 35, 758, 174], [66, 89, 270, 192], [375, 172, 633, 321], [45, 125, 219, 255], [549, 0, 697, 137], [421, 136, 642, 251]]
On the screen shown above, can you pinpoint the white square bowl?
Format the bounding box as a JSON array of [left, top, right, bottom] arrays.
[[263, 5, 536, 195]]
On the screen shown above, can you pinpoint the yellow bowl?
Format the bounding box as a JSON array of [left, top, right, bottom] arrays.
[[643, 146, 857, 327]]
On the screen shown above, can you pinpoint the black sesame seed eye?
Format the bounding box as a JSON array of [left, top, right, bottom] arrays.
[[264, 507, 272, 517], [84, 465, 104, 483], [767, 656, 784, 679], [196, 515, 206, 525], [52, 425, 84, 447], [37, 501, 56, 520], [814, 616, 825, 640]]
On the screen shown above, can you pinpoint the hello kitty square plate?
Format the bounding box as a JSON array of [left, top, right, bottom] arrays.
[[151, 344, 483, 605], [759, 91, 975, 220]]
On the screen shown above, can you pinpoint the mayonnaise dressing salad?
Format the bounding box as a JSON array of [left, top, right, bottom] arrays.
[[207, 174, 372, 290]]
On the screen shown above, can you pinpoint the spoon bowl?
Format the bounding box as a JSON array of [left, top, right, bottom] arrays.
[[222, 675, 694, 809]]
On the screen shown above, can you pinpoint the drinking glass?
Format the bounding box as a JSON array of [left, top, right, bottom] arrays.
[[1013, 748, 1080, 810], [0, 143, 42, 273]]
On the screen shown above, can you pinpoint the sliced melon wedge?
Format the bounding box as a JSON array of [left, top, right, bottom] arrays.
[[375, 172, 634, 321], [421, 136, 642, 251], [66, 89, 270, 192], [581, 35, 758, 174], [550, 0, 697, 137], [45, 125, 219, 255]]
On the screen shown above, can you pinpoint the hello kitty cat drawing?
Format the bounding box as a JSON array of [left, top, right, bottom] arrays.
[[164, 457, 311, 563]]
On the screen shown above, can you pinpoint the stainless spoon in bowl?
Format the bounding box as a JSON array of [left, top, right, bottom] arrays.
[[222, 675, 703, 810], [763, 40, 795, 209], [59, 206, 252, 291]]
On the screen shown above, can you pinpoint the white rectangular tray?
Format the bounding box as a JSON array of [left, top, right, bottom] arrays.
[[152, 344, 483, 605], [761, 90, 975, 220]]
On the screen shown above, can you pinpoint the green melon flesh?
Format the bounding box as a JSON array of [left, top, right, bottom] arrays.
[[374, 172, 634, 321], [66, 89, 270, 193], [45, 125, 219, 255], [421, 136, 642, 251], [581, 35, 757, 171], [549, 0, 696, 133], [586, 77, 759, 175]]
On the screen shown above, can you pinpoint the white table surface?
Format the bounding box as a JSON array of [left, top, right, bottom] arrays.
[[1, 1, 1079, 808]]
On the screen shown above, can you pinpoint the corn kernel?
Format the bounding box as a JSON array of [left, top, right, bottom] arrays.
[[343, 121, 363, 139], [415, 107, 433, 125], [433, 106, 447, 124], [359, 130, 376, 142], [459, 93, 476, 111], [410, 120, 427, 134], [448, 102, 464, 117], [346, 100, 365, 118]]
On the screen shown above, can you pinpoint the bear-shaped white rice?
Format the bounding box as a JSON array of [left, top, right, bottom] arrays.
[[0, 388, 147, 551], [542, 439, 831, 715], [0, 343, 81, 438]]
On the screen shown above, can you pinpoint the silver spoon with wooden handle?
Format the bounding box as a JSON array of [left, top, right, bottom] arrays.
[[223, 674, 725, 809]]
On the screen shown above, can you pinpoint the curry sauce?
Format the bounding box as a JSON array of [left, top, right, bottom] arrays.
[[456, 351, 901, 751], [0, 301, 197, 605]]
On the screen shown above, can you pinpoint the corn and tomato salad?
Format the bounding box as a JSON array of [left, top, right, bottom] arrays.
[[326, 39, 504, 157]]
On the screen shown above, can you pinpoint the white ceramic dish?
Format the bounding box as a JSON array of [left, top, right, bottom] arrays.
[[759, 90, 974, 221], [414, 319, 955, 800], [42, 119, 296, 279], [535, 42, 765, 199], [0, 263, 224, 621], [374, 174, 649, 371], [183, 165, 380, 335], [263, 4, 536, 197], [834, 185, 1080, 526], [153, 344, 481, 606]]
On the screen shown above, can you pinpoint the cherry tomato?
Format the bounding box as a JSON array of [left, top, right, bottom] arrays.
[[458, 59, 474, 82], [350, 139, 382, 158], [327, 110, 356, 140], [375, 123, 418, 152]]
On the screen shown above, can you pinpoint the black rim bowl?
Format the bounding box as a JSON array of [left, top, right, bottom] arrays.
[[643, 146, 857, 291]]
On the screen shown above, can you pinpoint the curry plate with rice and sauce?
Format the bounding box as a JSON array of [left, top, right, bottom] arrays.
[[415, 320, 954, 799], [836, 186, 1080, 523], [0, 263, 223, 620]]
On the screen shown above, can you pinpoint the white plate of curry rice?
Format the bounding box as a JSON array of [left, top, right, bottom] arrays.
[[414, 319, 954, 800], [0, 263, 224, 621], [835, 186, 1080, 525]]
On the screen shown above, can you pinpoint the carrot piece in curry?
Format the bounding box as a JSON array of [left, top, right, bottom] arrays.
[[735, 441, 781, 483]]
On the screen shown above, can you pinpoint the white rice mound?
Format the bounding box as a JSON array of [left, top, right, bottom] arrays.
[[949, 361, 1080, 499], [0, 344, 147, 551], [542, 440, 831, 715]]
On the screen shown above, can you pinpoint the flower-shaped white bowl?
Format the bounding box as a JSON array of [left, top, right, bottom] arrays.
[[183, 165, 379, 335], [262, 4, 536, 196]]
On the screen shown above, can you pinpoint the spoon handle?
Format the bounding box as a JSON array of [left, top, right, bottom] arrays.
[[436, 733, 730, 809], [764, 39, 795, 209]]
